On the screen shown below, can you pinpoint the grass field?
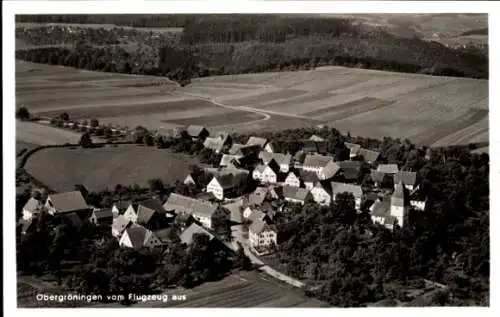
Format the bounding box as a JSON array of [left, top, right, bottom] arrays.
[[23, 144, 200, 192], [16, 60, 488, 146]]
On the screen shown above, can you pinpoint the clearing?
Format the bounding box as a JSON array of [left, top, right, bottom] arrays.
[[23, 144, 200, 192]]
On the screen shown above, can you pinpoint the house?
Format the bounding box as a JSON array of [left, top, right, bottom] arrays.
[[112, 201, 130, 217], [135, 199, 170, 229], [301, 154, 340, 180], [179, 223, 215, 245], [390, 182, 410, 228], [221, 198, 244, 223], [229, 143, 261, 158], [186, 125, 209, 140], [184, 174, 197, 186], [151, 228, 174, 246], [293, 150, 306, 166], [249, 218, 278, 248], [309, 134, 325, 142], [393, 171, 418, 191], [248, 187, 271, 207], [246, 136, 268, 148], [358, 148, 380, 164], [299, 170, 320, 189], [45, 191, 91, 216], [283, 186, 312, 205], [219, 154, 241, 168], [302, 140, 328, 154], [119, 226, 163, 250], [338, 161, 362, 182], [163, 193, 219, 229], [244, 206, 265, 221], [377, 164, 399, 174], [331, 182, 363, 210], [112, 215, 133, 237], [252, 159, 281, 184], [369, 198, 391, 226], [311, 181, 333, 206], [259, 152, 292, 173], [206, 171, 248, 200], [89, 208, 114, 226], [345, 142, 361, 159], [203, 133, 230, 153], [284, 170, 302, 188], [22, 197, 44, 220], [370, 170, 392, 187]]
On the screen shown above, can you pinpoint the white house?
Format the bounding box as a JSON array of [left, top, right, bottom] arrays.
[[22, 197, 44, 220], [390, 182, 409, 227], [119, 226, 163, 250], [191, 202, 219, 229], [259, 152, 292, 173], [246, 136, 268, 148], [410, 199, 426, 211], [310, 181, 333, 206], [206, 171, 248, 200], [252, 160, 280, 184], [112, 215, 133, 238], [284, 171, 301, 188], [123, 203, 139, 223], [249, 218, 277, 248]]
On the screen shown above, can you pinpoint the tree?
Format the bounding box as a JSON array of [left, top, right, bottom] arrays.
[[79, 132, 93, 148], [148, 178, 164, 193], [16, 107, 30, 120], [90, 118, 99, 128], [59, 112, 70, 121]]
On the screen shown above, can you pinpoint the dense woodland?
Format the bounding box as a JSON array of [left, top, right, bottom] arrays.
[[16, 15, 488, 83]]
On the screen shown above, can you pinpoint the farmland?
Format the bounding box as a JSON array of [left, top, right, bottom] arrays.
[[23, 144, 200, 192], [16, 60, 488, 147]]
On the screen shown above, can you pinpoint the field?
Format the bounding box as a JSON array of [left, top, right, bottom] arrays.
[[16, 60, 488, 146], [23, 144, 200, 192]]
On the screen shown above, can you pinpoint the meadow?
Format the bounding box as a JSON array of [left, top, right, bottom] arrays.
[[23, 144, 200, 192], [16, 60, 488, 146]]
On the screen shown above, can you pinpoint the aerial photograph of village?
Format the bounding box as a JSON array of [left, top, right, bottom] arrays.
[[13, 10, 489, 309]]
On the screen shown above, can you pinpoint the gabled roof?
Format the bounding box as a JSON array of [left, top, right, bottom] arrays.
[[229, 143, 261, 157], [23, 197, 43, 213], [254, 164, 266, 174], [370, 198, 391, 217], [309, 134, 325, 142], [259, 151, 292, 166], [138, 199, 167, 215], [314, 180, 333, 196], [222, 199, 244, 223], [249, 218, 277, 235], [124, 226, 148, 248], [303, 154, 333, 168], [299, 170, 320, 183], [213, 172, 247, 189], [93, 208, 113, 219], [377, 164, 399, 174], [219, 154, 240, 167], [180, 223, 215, 245], [112, 215, 132, 233], [283, 186, 310, 201], [345, 142, 361, 154], [392, 182, 410, 206], [65, 213, 83, 226], [246, 136, 268, 147], [338, 161, 362, 180], [163, 193, 217, 218], [393, 171, 417, 186], [358, 148, 380, 162], [248, 208, 266, 223], [204, 137, 225, 152], [47, 191, 88, 214], [331, 182, 363, 198], [370, 170, 389, 183], [248, 187, 269, 206], [113, 201, 130, 212], [384, 215, 398, 226], [152, 228, 172, 243], [187, 125, 207, 137]]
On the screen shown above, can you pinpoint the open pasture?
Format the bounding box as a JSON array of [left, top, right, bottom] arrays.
[[16, 121, 84, 145], [23, 144, 200, 192]]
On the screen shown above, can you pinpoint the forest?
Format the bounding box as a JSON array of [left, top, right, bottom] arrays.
[[16, 15, 488, 83]]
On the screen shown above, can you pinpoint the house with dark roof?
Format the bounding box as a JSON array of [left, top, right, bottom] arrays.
[[283, 186, 312, 205], [123, 199, 169, 229], [259, 151, 292, 173], [249, 218, 277, 248], [45, 191, 91, 217], [311, 180, 333, 206], [299, 170, 320, 190], [65, 212, 84, 227], [393, 171, 418, 191], [338, 161, 362, 182], [206, 170, 248, 200], [370, 169, 393, 188], [377, 164, 399, 174], [89, 208, 114, 226], [248, 187, 271, 207], [246, 136, 268, 148], [331, 182, 363, 210], [252, 159, 281, 184], [243, 206, 266, 222], [302, 140, 328, 154], [219, 154, 241, 168], [186, 125, 209, 140], [112, 201, 130, 217], [163, 193, 219, 229], [22, 197, 44, 221], [112, 215, 133, 237], [179, 223, 215, 246], [203, 133, 230, 153], [221, 198, 245, 223], [119, 225, 163, 250], [345, 142, 361, 159], [301, 154, 340, 180], [369, 197, 391, 226]]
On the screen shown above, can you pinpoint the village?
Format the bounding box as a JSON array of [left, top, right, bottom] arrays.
[[19, 123, 428, 266]]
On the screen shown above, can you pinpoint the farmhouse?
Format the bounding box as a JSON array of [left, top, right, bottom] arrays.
[[390, 182, 410, 228], [180, 223, 215, 246], [206, 171, 248, 200], [221, 198, 244, 223], [203, 132, 231, 153], [331, 182, 363, 210], [302, 140, 328, 154], [338, 161, 362, 182], [299, 170, 320, 189], [369, 198, 391, 226], [249, 219, 278, 248], [163, 193, 220, 229], [229, 143, 261, 158], [111, 215, 133, 238], [219, 154, 241, 168], [370, 170, 393, 188], [246, 136, 268, 148], [283, 186, 312, 205], [311, 181, 333, 206], [119, 226, 163, 250], [345, 142, 361, 159], [284, 170, 302, 188], [302, 154, 340, 180], [22, 197, 44, 220], [247, 186, 281, 207], [186, 125, 209, 140], [357, 148, 380, 164], [45, 191, 91, 216], [252, 159, 281, 184], [259, 151, 292, 173], [393, 171, 418, 191], [377, 164, 399, 174], [89, 208, 114, 226]]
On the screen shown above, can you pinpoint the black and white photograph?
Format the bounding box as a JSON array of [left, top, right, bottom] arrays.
[[4, 0, 495, 314]]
